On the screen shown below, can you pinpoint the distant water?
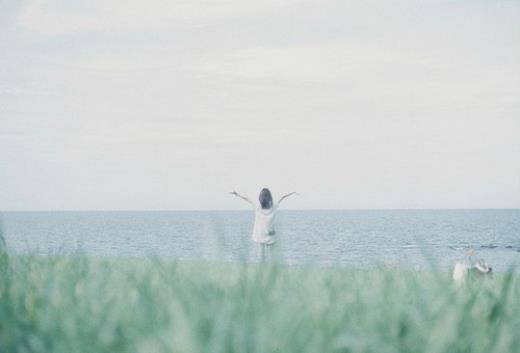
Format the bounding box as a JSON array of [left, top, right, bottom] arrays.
[[2, 210, 519, 271]]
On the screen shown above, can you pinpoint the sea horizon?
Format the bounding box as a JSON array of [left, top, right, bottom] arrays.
[[2, 207, 519, 212]]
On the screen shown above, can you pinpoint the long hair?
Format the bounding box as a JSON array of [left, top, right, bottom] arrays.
[[259, 188, 273, 209]]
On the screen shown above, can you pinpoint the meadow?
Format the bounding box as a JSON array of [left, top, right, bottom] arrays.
[[0, 251, 518, 353]]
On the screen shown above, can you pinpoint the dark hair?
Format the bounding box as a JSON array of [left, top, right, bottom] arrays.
[[259, 188, 273, 209]]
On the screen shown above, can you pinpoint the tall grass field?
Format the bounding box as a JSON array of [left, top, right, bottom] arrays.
[[0, 252, 518, 353]]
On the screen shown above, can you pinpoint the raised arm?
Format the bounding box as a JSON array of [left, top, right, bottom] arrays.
[[229, 191, 255, 207], [277, 192, 298, 206]]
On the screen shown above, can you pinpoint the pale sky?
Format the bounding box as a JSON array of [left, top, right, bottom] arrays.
[[0, 0, 519, 210]]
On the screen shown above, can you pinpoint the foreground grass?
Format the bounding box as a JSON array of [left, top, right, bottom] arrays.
[[0, 254, 519, 353]]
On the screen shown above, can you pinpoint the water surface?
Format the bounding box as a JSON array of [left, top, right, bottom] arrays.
[[2, 209, 519, 271]]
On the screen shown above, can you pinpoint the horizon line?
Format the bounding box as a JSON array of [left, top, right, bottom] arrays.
[[1, 207, 519, 212]]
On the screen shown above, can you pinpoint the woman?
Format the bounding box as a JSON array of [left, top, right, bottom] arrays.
[[230, 188, 297, 245]]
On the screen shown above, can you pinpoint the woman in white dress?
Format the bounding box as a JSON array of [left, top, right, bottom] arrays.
[[230, 188, 297, 245]]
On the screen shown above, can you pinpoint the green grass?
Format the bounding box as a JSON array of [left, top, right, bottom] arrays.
[[0, 254, 519, 353]]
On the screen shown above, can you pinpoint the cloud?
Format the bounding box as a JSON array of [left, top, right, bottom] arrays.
[[17, 0, 303, 35], [198, 44, 437, 82], [3, 0, 520, 209]]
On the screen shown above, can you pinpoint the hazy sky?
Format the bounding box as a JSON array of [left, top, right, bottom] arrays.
[[1, 0, 519, 210]]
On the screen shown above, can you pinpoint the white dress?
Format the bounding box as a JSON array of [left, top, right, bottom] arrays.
[[252, 205, 277, 245]]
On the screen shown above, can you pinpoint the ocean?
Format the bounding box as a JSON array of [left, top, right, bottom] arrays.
[[1, 209, 519, 271]]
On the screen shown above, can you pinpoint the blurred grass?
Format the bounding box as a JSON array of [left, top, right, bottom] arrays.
[[0, 254, 519, 353]]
